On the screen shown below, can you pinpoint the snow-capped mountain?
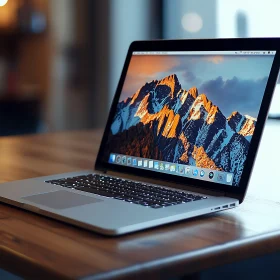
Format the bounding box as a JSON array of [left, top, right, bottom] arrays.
[[108, 74, 256, 186], [227, 111, 256, 142]]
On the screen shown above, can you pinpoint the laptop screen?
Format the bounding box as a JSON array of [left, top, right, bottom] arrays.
[[104, 50, 275, 187]]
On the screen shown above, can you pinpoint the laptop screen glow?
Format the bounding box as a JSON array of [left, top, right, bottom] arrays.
[[106, 50, 275, 187]]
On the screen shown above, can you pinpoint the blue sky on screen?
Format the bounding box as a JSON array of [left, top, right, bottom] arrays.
[[120, 54, 274, 118]]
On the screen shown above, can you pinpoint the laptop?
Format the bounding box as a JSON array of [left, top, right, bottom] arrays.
[[0, 38, 279, 236]]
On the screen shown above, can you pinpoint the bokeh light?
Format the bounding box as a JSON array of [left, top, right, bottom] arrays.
[[0, 0, 8, 7], [181, 12, 203, 33]]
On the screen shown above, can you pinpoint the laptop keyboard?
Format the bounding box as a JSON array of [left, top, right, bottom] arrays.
[[45, 174, 208, 209]]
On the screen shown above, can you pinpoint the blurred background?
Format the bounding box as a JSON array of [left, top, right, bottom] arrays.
[[0, 0, 279, 136], [1, 2, 280, 279]]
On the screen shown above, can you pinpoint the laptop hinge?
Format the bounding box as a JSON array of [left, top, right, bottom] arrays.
[[106, 170, 225, 197]]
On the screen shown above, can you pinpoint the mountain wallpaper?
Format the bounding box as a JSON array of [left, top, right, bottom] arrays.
[[105, 55, 274, 186]]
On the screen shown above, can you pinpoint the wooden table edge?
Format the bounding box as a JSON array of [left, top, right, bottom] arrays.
[[81, 229, 280, 280], [0, 245, 71, 280]]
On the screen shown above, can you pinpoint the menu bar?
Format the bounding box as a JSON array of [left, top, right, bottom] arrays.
[[133, 51, 276, 55], [109, 153, 233, 186]]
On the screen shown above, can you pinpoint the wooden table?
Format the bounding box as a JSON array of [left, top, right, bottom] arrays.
[[1, 120, 280, 280]]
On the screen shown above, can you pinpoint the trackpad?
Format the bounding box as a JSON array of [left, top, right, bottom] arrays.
[[22, 190, 103, 209]]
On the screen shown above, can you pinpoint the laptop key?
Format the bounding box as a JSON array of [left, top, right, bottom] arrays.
[[75, 186, 115, 198], [114, 196, 124, 200], [150, 204, 163, 209]]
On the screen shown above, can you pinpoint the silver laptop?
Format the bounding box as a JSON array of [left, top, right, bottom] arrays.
[[0, 38, 279, 236]]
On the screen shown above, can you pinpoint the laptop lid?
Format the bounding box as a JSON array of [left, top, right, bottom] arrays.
[[96, 38, 280, 203]]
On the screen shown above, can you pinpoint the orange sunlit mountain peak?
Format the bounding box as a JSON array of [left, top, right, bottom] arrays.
[[244, 114, 257, 121], [178, 87, 198, 105], [130, 89, 141, 105], [197, 93, 213, 112], [157, 74, 180, 99], [227, 111, 240, 121], [178, 89, 188, 104], [188, 87, 198, 99], [134, 93, 150, 119], [227, 111, 256, 138], [239, 116, 256, 137], [136, 101, 180, 139], [188, 93, 213, 121], [206, 105, 219, 125]]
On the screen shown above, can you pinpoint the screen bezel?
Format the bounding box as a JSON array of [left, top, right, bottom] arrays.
[[95, 38, 280, 202]]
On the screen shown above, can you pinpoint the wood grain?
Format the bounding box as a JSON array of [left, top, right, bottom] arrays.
[[0, 121, 280, 279]]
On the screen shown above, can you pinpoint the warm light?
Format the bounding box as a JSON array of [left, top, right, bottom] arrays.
[[0, 0, 8, 7], [181, 12, 203, 33]]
